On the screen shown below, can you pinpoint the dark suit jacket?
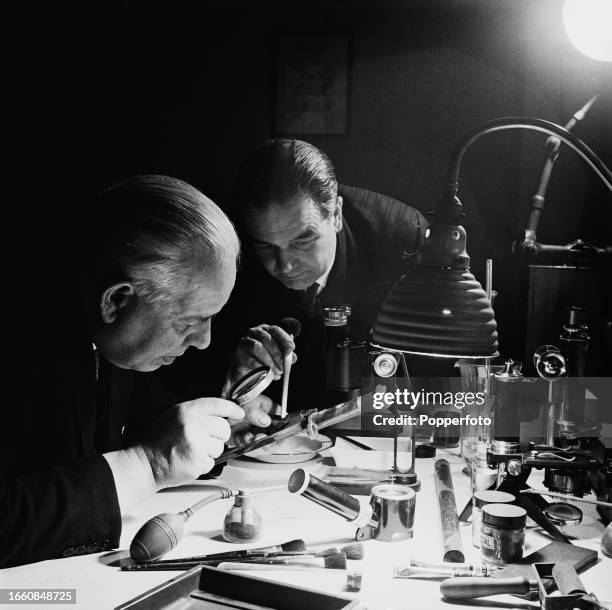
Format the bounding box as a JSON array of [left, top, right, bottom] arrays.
[[1, 318, 135, 568], [158, 185, 428, 410]]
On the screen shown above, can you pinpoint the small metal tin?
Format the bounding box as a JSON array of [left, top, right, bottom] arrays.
[[358, 484, 416, 542], [543, 502, 583, 526], [225, 366, 274, 406], [481, 503, 526, 565], [471, 490, 515, 548]]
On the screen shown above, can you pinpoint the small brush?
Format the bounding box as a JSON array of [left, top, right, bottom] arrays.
[[141, 538, 306, 565], [244, 552, 347, 569], [123, 551, 350, 572], [218, 553, 347, 572], [273, 542, 363, 560]]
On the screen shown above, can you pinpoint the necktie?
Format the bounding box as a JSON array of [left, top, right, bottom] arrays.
[[300, 282, 320, 316]]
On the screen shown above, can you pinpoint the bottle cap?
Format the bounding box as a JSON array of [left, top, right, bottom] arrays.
[[473, 490, 515, 509], [482, 503, 526, 529], [323, 307, 348, 326], [415, 444, 436, 458]]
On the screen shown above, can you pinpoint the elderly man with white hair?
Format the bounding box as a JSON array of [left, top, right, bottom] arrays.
[[1, 175, 270, 568]]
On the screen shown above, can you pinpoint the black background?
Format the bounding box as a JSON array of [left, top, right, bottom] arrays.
[[5, 0, 612, 366]]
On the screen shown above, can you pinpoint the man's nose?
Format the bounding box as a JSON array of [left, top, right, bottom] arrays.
[[187, 321, 211, 350], [276, 249, 295, 274]]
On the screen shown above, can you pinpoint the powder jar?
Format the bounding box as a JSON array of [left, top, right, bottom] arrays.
[[472, 490, 515, 548], [480, 503, 526, 565]]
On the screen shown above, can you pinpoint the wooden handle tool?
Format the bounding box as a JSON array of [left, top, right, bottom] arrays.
[[440, 576, 537, 600]]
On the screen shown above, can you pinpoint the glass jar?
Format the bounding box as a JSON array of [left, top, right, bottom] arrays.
[[472, 490, 515, 548], [480, 503, 526, 565], [222, 490, 262, 543]]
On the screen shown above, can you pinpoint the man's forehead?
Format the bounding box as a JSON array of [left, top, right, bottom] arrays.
[[247, 197, 327, 241], [171, 259, 235, 316]]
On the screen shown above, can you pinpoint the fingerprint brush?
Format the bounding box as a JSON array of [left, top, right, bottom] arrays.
[[141, 538, 306, 565], [218, 553, 347, 572], [246, 552, 347, 569]]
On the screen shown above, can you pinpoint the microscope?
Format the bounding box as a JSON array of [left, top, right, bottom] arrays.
[[322, 305, 420, 490], [485, 307, 609, 539]]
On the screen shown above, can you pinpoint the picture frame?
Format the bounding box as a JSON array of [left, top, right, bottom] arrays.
[[274, 32, 351, 136]]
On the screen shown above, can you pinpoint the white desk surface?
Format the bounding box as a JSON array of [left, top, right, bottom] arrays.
[[2, 439, 611, 610]]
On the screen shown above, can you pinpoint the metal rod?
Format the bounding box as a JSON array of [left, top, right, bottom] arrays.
[[520, 488, 612, 508]]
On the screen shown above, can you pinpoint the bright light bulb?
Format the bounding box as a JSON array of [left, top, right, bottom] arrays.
[[563, 0, 612, 62]]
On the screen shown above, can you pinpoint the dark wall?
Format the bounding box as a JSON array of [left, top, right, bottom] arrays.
[[7, 0, 612, 362]]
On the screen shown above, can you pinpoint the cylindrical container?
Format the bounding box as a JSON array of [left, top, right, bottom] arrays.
[[222, 490, 262, 543], [323, 307, 365, 392], [323, 307, 349, 347], [492, 360, 523, 442], [368, 484, 416, 541], [470, 447, 497, 493], [559, 306, 589, 427], [288, 468, 374, 528], [471, 490, 515, 548], [434, 459, 465, 563], [480, 504, 526, 565]]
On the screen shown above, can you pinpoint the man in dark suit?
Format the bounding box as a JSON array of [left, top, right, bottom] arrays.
[[164, 140, 428, 416], [1, 175, 271, 568]]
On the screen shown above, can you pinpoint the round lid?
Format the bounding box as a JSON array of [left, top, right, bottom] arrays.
[[371, 484, 415, 501], [473, 490, 515, 509], [323, 307, 348, 326], [226, 366, 274, 406], [482, 503, 526, 528], [544, 502, 583, 526], [415, 444, 436, 458]]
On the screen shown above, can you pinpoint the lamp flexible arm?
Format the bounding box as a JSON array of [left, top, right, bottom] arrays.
[[444, 117, 612, 196], [524, 95, 598, 242]]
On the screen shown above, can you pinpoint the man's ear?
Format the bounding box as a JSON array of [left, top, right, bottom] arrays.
[[99, 282, 136, 324], [333, 196, 343, 232]]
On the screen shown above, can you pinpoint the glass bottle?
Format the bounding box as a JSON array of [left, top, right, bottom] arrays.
[[222, 490, 262, 543]]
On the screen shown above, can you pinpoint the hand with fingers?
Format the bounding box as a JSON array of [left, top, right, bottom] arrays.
[[228, 394, 283, 448], [136, 398, 245, 488], [222, 324, 297, 397]]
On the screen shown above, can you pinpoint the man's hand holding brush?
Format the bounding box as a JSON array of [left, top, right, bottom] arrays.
[[224, 318, 302, 447]]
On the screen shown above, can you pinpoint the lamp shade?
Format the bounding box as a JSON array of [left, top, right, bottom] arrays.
[[372, 194, 498, 358], [372, 265, 498, 358]]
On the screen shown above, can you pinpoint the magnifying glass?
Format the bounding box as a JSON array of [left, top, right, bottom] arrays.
[[225, 366, 275, 406]]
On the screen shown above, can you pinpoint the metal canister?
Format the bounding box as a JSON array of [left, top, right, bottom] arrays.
[[492, 360, 523, 442], [480, 504, 526, 565], [471, 490, 515, 548], [558, 306, 589, 428]]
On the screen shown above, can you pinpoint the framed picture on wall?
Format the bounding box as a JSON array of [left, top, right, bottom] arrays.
[[275, 32, 350, 136]]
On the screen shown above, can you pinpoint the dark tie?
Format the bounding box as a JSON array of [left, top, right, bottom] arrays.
[[299, 282, 320, 316]]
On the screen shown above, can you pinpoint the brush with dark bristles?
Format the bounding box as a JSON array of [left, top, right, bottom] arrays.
[[140, 539, 306, 565], [121, 548, 355, 572], [219, 552, 347, 571], [269, 542, 364, 560], [318, 542, 363, 560]]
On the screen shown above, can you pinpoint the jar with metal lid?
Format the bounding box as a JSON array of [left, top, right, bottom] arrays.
[[222, 490, 262, 543], [480, 503, 526, 565], [472, 490, 515, 548]]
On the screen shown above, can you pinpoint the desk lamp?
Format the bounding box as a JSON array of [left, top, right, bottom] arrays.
[[369, 117, 612, 492], [373, 117, 611, 357]]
